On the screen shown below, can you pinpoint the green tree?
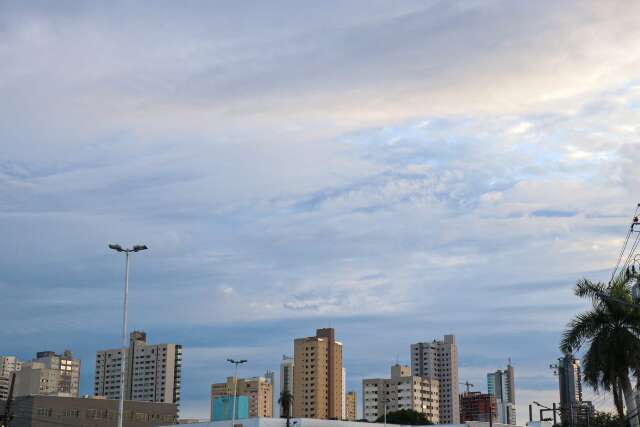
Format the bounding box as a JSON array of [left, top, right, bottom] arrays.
[[591, 411, 625, 427], [560, 271, 640, 427], [278, 390, 294, 427], [375, 409, 434, 425]]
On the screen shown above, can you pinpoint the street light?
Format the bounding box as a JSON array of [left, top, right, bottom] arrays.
[[109, 243, 148, 427], [227, 359, 247, 427]]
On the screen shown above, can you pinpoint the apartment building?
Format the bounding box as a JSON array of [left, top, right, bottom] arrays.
[[94, 331, 182, 407], [13, 351, 80, 398], [210, 376, 273, 418], [0, 355, 22, 400], [345, 391, 357, 421], [293, 328, 343, 420], [362, 364, 439, 424], [487, 362, 516, 425], [0, 356, 22, 377], [411, 335, 459, 424]]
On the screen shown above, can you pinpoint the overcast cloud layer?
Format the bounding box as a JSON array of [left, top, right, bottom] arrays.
[[2, 0, 639, 420]]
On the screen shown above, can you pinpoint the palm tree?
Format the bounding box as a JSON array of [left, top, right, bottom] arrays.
[[561, 270, 640, 427], [278, 390, 294, 427]]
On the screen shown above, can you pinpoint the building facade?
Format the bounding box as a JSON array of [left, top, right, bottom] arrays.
[[211, 376, 273, 418], [293, 328, 343, 420], [487, 362, 516, 425], [9, 395, 176, 427], [211, 396, 249, 421], [411, 335, 460, 424], [94, 331, 182, 408], [345, 392, 356, 421], [459, 392, 497, 423], [556, 354, 592, 427], [362, 364, 439, 424], [0, 355, 22, 400], [0, 356, 22, 378], [264, 371, 276, 417], [13, 351, 80, 398]]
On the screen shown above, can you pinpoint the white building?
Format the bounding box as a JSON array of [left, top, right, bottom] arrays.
[[13, 350, 80, 398], [0, 355, 22, 400], [362, 364, 439, 423], [94, 331, 182, 407], [411, 334, 460, 424]]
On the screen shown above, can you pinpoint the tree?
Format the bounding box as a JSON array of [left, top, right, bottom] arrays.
[[375, 409, 434, 425], [590, 411, 625, 427], [560, 270, 640, 427], [278, 390, 294, 427]]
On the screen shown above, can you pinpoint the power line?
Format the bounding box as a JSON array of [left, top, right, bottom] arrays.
[[609, 204, 640, 284]]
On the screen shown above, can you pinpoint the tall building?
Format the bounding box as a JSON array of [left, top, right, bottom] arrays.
[[411, 335, 459, 424], [0, 356, 22, 377], [94, 331, 182, 407], [460, 391, 497, 422], [13, 350, 80, 398], [556, 354, 592, 427], [279, 356, 294, 395], [293, 328, 343, 419], [487, 361, 516, 425], [264, 370, 276, 416], [345, 391, 357, 421], [211, 376, 273, 418], [362, 364, 439, 423], [341, 368, 346, 420], [0, 355, 22, 400]]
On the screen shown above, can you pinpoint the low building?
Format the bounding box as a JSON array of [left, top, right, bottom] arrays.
[[345, 392, 356, 421], [9, 395, 177, 427], [362, 364, 439, 423], [158, 417, 524, 427], [13, 351, 80, 398], [211, 377, 272, 418], [460, 392, 497, 422], [211, 396, 249, 421]]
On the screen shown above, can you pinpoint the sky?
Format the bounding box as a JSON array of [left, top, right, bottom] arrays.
[[2, 0, 640, 421]]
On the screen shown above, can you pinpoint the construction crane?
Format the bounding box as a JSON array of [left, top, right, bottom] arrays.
[[460, 381, 474, 393]]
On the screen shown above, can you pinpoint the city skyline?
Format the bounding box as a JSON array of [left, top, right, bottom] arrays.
[[1, 0, 634, 422]]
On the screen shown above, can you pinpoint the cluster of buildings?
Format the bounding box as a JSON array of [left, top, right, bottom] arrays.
[[209, 330, 517, 427], [0, 327, 531, 427], [0, 332, 181, 427]]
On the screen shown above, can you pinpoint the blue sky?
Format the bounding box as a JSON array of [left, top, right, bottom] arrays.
[[2, 0, 640, 420]]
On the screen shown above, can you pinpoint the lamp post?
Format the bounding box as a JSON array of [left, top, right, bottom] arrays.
[[227, 359, 247, 427], [383, 398, 389, 427], [109, 244, 148, 427]]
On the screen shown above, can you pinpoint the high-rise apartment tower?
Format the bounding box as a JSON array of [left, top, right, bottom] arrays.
[[487, 361, 516, 425], [94, 331, 182, 407], [411, 335, 460, 424], [293, 328, 343, 419]]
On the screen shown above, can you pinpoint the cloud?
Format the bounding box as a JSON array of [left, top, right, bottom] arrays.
[[1, 0, 639, 419]]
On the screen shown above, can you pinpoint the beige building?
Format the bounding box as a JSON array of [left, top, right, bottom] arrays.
[[0, 356, 22, 377], [94, 331, 182, 407], [0, 355, 22, 400], [411, 335, 459, 424], [345, 391, 357, 421], [9, 395, 176, 427], [293, 328, 343, 420], [210, 376, 273, 418], [362, 364, 439, 424], [14, 351, 81, 398]]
